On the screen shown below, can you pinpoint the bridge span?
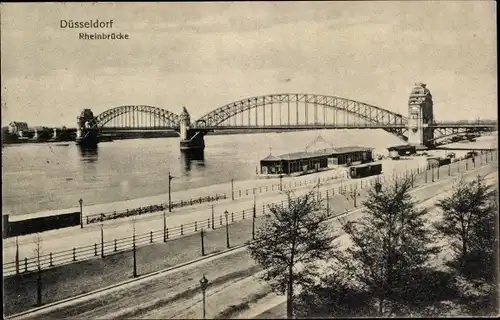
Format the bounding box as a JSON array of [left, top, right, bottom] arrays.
[[75, 83, 497, 150]]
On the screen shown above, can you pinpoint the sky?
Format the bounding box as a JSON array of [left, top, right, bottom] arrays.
[[0, 2, 497, 127]]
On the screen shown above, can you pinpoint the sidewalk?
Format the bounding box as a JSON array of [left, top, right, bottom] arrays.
[[4, 161, 495, 317]]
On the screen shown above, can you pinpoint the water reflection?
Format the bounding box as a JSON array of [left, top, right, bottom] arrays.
[[180, 149, 205, 173], [78, 145, 99, 163]]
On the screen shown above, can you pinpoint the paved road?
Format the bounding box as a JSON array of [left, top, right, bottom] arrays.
[[10, 162, 496, 320]]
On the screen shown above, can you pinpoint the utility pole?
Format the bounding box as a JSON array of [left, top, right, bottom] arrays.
[[231, 178, 234, 200], [224, 210, 230, 248], [132, 219, 137, 278], [79, 198, 83, 228], [211, 205, 215, 230], [100, 215, 104, 258], [163, 210, 167, 242], [15, 236, 19, 275], [200, 228, 205, 256], [252, 195, 256, 240]]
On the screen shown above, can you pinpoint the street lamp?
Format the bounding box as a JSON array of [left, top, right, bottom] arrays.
[[224, 210, 230, 248], [279, 174, 283, 191], [79, 198, 83, 228], [168, 172, 174, 212], [200, 274, 209, 319], [252, 194, 256, 240]]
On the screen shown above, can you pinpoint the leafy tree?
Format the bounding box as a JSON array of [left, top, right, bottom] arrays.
[[434, 174, 498, 316], [294, 267, 374, 318], [434, 174, 497, 277], [247, 186, 335, 318], [337, 177, 440, 316]]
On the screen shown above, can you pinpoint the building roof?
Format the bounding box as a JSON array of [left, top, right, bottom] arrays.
[[260, 154, 282, 162], [261, 151, 331, 162], [278, 151, 331, 161], [316, 146, 373, 154]]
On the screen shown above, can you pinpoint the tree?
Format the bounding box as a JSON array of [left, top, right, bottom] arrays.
[[337, 177, 440, 316], [247, 186, 335, 318], [434, 174, 497, 277], [294, 267, 374, 318]]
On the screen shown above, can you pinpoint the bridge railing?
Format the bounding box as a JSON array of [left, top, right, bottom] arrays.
[[4, 150, 496, 277]]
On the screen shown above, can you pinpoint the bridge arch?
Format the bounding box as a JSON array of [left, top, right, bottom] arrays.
[[194, 93, 409, 140], [87, 105, 180, 129]]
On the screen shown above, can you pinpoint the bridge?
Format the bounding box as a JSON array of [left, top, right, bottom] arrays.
[[75, 83, 497, 150]]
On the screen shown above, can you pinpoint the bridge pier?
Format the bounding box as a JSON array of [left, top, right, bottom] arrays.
[[75, 109, 99, 147], [179, 106, 209, 151]]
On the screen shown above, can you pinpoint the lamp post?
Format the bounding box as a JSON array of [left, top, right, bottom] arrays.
[[252, 194, 256, 240], [231, 178, 234, 200], [79, 198, 83, 228], [168, 171, 174, 212], [100, 214, 104, 258], [224, 210, 230, 248], [200, 274, 209, 319], [279, 174, 283, 191]]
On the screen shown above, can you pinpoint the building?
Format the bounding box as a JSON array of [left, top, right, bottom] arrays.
[[315, 146, 374, 166], [260, 151, 330, 175], [8, 122, 29, 135]]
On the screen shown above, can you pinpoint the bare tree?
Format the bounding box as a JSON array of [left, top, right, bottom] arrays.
[[247, 185, 336, 318], [33, 233, 43, 306]]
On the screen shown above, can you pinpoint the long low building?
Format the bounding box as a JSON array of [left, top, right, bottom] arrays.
[[315, 146, 374, 165], [260, 151, 330, 175]]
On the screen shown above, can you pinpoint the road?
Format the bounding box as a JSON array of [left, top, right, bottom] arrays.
[[9, 161, 496, 320]]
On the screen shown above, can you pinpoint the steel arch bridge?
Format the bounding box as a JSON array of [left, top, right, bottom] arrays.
[[87, 105, 180, 129], [192, 93, 409, 140]]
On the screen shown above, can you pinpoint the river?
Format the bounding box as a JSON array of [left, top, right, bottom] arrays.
[[2, 129, 410, 215]]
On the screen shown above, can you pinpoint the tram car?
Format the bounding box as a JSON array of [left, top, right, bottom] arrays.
[[426, 157, 451, 169], [349, 162, 383, 179]]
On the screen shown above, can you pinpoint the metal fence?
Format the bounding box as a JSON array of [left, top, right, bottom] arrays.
[[3, 150, 496, 277], [86, 194, 228, 225]]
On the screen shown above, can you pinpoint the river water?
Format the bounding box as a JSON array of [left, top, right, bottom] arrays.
[[2, 129, 409, 215]]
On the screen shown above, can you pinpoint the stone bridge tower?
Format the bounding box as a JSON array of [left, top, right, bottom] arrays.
[[407, 82, 434, 147], [179, 106, 209, 151]]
